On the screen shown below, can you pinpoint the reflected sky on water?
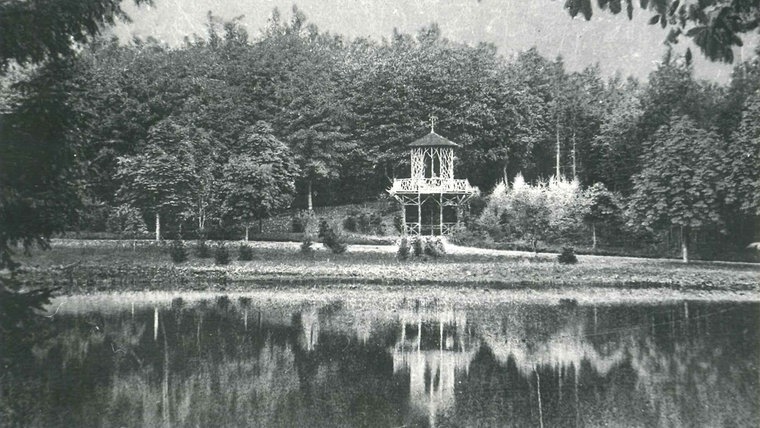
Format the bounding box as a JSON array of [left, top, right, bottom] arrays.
[[2, 295, 758, 427]]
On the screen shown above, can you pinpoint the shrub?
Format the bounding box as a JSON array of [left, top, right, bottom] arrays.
[[319, 220, 347, 254], [448, 224, 489, 247], [214, 242, 231, 265], [397, 237, 411, 260], [407, 237, 446, 259], [558, 246, 578, 264], [238, 244, 253, 261], [478, 174, 590, 250], [393, 213, 404, 233], [343, 209, 386, 235], [343, 215, 358, 232], [196, 240, 211, 258], [369, 212, 385, 235], [301, 234, 314, 254], [412, 237, 425, 257], [424, 238, 446, 258], [169, 239, 187, 263], [468, 195, 488, 219], [106, 204, 148, 238], [318, 218, 331, 239], [291, 211, 313, 233], [357, 211, 372, 233]]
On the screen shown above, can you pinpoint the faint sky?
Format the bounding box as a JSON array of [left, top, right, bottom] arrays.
[[112, 0, 759, 83]]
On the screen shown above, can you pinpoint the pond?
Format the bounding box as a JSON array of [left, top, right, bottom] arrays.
[[2, 292, 758, 427]]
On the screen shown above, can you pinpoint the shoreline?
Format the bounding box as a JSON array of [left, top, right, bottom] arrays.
[[12, 240, 760, 298], [45, 286, 760, 316]]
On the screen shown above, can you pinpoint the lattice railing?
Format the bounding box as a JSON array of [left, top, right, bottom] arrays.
[[404, 222, 458, 236], [389, 178, 477, 194]]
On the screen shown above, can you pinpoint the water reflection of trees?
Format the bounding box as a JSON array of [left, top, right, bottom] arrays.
[[2, 298, 757, 427]]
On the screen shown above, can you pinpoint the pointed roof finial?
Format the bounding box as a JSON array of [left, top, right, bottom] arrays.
[[429, 114, 438, 133]]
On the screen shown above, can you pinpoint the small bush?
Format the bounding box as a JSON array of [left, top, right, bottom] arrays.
[[343, 209, 386, 235], [301, 234, 314, 254], [291, 211, 313, 233], [196, 240, 211, 258], [319, 220, 347, 254], [393, 213, 404, 233], [424, 238, 446, 258], [407, 237, 446, 259], [238, 244, 253, 261], [318, 218, 331, 239], [214, 242, 231, 265], [558, 246, 578, 264], [468, 195, 488, 219], [369, 212, 385, 235], [397, 237, 411, 260], [343, 215, 358, 232], [169, 239, 187, 263], [412, 237, 425, 257]]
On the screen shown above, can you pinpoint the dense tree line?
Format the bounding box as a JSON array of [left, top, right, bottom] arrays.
[[1, 7, 758, 259]]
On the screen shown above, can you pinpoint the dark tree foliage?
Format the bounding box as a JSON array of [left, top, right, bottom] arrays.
[[221, 122, 300, 238], [0, 0, 150, 70], [726, 89, 760, 217], [0, 60, 81, 270], [1, 5, 757, 267], [0, 281, 58, 365], [629, 116, 728, 261]]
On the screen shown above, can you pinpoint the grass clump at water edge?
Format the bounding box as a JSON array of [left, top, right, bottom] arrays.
[[238, 244, 253, 261], [169, 239, 187, 263], [558, 246, 578, 264], [214, 242, 231, 265]]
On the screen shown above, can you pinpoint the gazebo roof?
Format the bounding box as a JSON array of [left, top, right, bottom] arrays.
[[408, 131, 459, 148]]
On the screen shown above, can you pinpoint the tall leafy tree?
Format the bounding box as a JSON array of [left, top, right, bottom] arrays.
[[0, 60, 81, 268], [725, 90, 760, 218], [583, 182, 622, 249], [629, 116, 727, 262], [563, 66, 607, 183], [0, 0, 151, 347], [0, 0, 149, 70], [115, 145, 195, 241], [589, 78, 644, 192], [262, 7, 356, 210], [504, 49, 562, 182], [221, 122, 299, 240]]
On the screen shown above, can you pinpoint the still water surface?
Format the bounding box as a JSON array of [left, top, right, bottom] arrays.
[[3, 294, 759, 427]]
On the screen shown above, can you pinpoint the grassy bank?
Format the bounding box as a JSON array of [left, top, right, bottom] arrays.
[[9, 239, 759, 296]]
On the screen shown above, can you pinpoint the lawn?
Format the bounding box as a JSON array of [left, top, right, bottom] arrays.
[[10, 239, 759, 296]]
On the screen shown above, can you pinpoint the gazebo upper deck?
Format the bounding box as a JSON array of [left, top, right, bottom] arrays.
[[389, 126, 477, 196], [388, 177, 476, 195]]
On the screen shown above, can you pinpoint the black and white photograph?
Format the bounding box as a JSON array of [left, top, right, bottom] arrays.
[[1, 0, 759, 426]]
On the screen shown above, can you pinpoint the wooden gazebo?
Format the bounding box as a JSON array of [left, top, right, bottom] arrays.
[[388, 122, 477, 236]]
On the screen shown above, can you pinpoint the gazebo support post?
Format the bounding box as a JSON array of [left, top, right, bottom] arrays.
[[401, 204, 407, 236], [417, 194, 422, 236], [439, 194, 444, 236]]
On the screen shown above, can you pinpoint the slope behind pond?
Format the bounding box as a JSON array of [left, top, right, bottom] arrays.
[[12, 239, 760, 296]]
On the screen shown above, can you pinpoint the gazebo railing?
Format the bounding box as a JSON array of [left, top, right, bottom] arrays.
[[404, 222, 458, 236], [389, 178, 476, 194]]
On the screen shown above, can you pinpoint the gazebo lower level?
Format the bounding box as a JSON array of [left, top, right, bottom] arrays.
[[389, 178, 476, 236]]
